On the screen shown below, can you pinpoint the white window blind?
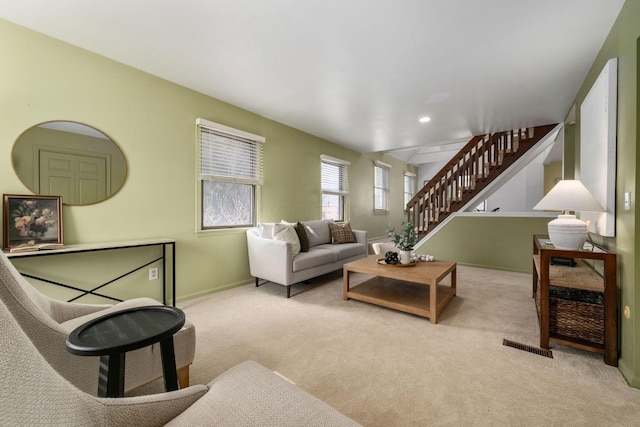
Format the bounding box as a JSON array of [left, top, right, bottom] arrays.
[[374, 161, 391, 212], [320, 155, 350, 221], [321, 155, 350, 195], [198, 119, 264, 185], [404, 172, 416, 206], [196, 118, 265, 229]]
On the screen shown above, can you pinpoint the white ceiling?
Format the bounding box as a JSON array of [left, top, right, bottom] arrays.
[[0, 0, 625, 163]]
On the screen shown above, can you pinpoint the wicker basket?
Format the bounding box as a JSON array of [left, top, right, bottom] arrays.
[[535, 283, 605, 345]]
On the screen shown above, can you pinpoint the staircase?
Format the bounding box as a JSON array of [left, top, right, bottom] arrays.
[[406, 123, 559, 240]]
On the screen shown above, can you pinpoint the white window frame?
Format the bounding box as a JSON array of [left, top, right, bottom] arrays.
[[320, 154, 350, 221], [196, 118, 265, 231], [403, 171, 416, 207], [374, 160, 391, 213]]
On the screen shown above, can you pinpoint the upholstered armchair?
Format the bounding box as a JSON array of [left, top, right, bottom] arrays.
[[371, 241, 398, 255], [0, 293, 360, 426], [0, 250, 195, 395]]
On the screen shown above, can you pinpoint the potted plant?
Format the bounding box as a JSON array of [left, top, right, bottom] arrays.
[[386, 221, 418, 264]]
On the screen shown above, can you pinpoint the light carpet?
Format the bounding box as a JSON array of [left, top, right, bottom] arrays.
[[148, 265, 640, 426]]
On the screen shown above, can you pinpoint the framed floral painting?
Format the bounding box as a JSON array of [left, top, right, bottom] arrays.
[[2, 194, 63, 251]]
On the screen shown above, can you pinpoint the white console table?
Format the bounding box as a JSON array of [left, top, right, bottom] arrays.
[[6, 238, 176, 306]]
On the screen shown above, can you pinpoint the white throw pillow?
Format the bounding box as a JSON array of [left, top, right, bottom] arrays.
[[256, 223, 274, 239], [272, 223, 301, 256]]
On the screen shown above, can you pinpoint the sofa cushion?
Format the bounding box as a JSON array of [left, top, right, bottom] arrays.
[[294, 222, 310, 252], [302, 220, 332, 247], [315, 243, 364, 260], [292, 249, 337, 272], [272, 223, 301, 256], [329, 222, 356, 244]]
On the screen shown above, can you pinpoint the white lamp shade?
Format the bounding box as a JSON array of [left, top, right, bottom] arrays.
[[533, 180, 604, 213], [533, 180, 604, 251]]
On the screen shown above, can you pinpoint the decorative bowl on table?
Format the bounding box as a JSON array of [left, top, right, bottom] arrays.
[[376, 258, 417, 267]]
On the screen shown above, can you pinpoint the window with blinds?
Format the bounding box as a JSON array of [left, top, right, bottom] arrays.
[[320, 155, 350, 221], [197, 118, 264, 229], [404, 172, 416, 206], [374, 161, 391, 213]]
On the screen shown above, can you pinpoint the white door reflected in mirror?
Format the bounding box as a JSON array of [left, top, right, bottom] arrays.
[[12, 121, 127, 205]]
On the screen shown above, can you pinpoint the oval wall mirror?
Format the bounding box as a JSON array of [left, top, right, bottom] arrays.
[[11, 121, 127, 205]]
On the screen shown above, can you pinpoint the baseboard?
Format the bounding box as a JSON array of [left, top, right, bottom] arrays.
[[618, 359, 640, 388], [368, 236, 392, 243], [439, 261, 531, 275], [175, 279, 254, 303]]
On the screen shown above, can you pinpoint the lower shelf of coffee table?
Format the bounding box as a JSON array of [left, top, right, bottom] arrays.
[[346, 277, 455, 320]]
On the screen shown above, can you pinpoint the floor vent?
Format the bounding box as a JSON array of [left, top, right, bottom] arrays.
[[503, 339, 553, 358]]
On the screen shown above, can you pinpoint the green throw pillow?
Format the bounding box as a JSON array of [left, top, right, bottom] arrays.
[[294, 222, 310, 252]]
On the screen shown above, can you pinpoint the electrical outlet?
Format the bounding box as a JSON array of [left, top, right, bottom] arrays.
[[148, 267, 158, 281]]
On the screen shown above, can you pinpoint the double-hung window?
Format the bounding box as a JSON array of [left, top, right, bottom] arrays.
[[374, 160, 391, 213], [320, 155, 350, 221], [403, 171, 416, 206], [197, 118, 264, 230]]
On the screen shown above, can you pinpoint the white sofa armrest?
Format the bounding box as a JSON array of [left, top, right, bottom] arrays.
[[246, 229, 295, 286], [353, 229, 367, 246], [353, 229, 368, 257]]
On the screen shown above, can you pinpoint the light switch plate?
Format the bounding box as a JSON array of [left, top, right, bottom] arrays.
[[624, 192, 631, 210]]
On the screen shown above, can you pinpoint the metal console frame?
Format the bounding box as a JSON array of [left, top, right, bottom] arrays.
[[6, 239, 176, 306]]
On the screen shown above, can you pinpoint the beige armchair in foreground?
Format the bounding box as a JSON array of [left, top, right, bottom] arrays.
[[0, 288, 360, 426], [0, 250, 195, 395]]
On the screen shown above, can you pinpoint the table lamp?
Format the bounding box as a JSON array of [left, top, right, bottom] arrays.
[[533, 180, 605, 250]]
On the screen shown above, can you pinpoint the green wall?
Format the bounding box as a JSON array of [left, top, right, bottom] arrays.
[[570, 0, 640, 386], [563, 123, 576, 179], [543, 162, 562, 194], [416, 215, 552, 273], [0, 18, 413, 301]]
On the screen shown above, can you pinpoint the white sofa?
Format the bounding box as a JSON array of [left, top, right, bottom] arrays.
[[246, 220, 368, 297]]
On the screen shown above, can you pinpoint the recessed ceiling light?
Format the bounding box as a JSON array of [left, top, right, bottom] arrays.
[[419, 116, 431, 123]]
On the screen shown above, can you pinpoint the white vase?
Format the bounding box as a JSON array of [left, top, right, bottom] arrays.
[[399, 250, 412, 265]]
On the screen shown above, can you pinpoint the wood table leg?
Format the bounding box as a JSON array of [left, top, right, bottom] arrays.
[[539, 252, 550, 349], [603, 254, 617, 366], [429, 279, 437, 324], [451, 267, 456, 296], [343, 266, 350, 300]]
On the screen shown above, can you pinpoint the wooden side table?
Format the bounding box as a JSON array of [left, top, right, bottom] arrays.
[[532, 235, 617, 366], [66, 306, 185, 397]]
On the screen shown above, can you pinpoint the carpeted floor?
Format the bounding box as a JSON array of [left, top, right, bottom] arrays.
[[143, 265, 640, 426]]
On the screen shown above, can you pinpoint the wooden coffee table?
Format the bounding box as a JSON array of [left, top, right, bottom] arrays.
[[343, 255, 456, 324]]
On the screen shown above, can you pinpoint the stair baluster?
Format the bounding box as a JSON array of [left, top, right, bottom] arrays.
[[406, 124, 557, 238]]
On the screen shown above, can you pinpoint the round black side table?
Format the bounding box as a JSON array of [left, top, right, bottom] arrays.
[[66, 306, 185, 397]]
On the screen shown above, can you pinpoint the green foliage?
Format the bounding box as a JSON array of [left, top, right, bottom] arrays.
[[386, 221, 418, 251]]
